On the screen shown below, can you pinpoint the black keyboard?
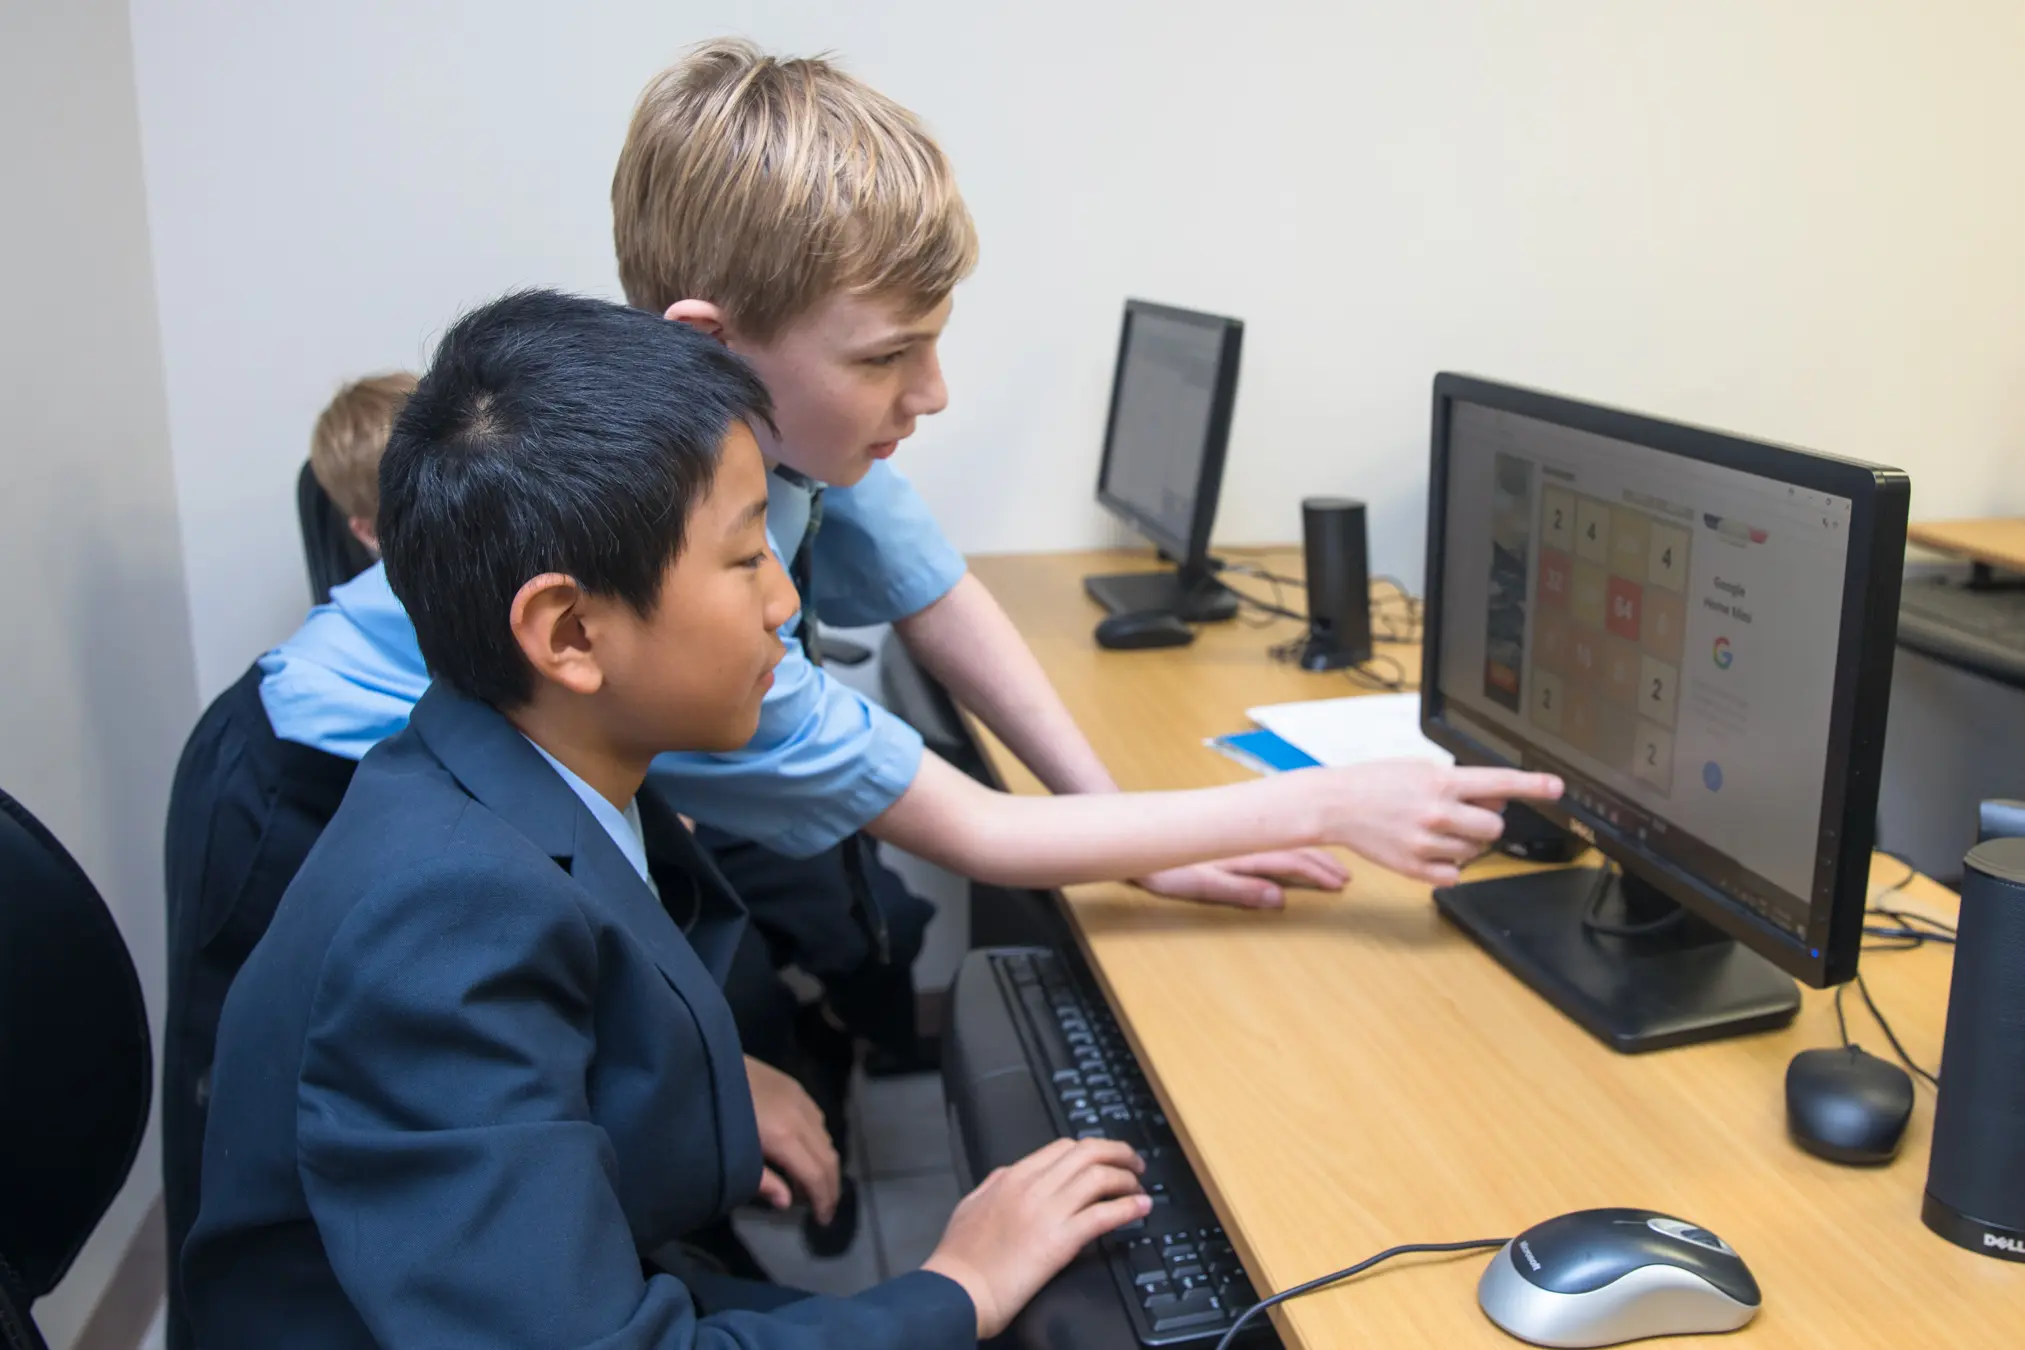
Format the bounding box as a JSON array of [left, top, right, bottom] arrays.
[[1898, 577, 2025, 691], [987, 949, 1267, 1346]]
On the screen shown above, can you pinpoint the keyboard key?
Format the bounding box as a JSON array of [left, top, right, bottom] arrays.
[[1151, 1298, 1226, 1333], [1018, 985, 1079, 1081], [1128, 1243, 1166, 1286]]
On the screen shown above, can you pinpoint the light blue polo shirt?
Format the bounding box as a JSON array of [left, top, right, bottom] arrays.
[[769, 459, 968, 626], [257, 460, 966, 859]]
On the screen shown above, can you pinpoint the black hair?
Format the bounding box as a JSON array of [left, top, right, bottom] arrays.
[[378, 288, 776, 708]]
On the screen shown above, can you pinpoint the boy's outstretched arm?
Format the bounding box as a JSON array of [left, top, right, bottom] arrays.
[[868, 751, 1561, 892], [894, 572, 1351, 905]]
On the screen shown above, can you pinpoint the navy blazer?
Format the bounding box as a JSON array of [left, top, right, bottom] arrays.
[[183, 684, 975, 1349]]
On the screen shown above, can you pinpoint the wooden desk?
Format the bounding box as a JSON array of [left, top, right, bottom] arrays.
[[963, 547, 2019, 1349], [1907, 518, 2025, 577]]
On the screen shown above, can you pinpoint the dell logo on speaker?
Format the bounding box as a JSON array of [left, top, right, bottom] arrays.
[[1984, 1233, 2025, 1256]]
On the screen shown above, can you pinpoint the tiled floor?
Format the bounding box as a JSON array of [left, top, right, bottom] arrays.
[[732, 1065, 964, 1295]]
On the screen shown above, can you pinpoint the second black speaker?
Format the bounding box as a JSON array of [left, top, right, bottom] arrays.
[[1922, 835, 2025, 1262], [1299, 496, 1373, 672]]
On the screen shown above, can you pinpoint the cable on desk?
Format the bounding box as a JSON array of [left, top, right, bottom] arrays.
[[1861, 855, 1955, 946], [1216, 557, 1424, 643], [1232, 588, 1307, 625], [1257, 619, 1418, 689], [1834, 973, 1941, 1090], [1340, 652, 1410, 692], [1211, 1238, 1511, 1350], [1371, 576, 1424, 644], [1217, 559, 1306, 591], [1830, 857, 1948, 1089]]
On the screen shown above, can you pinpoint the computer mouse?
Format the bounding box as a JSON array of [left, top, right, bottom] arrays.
[[1784, 1045, 1915, 1164], [1477, 1208, 1760, 1347], [1093, 610, 1194, 650]]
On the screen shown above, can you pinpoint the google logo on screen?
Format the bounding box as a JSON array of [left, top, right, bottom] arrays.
[[1712, 637, 1734, 669]]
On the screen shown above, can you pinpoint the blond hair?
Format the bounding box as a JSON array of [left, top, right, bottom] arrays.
[[613, 39, 977, 340], [309, 372, 417, 526]]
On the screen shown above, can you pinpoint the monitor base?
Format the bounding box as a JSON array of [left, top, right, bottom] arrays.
[[1083, 568, 1238, 623], [1433, 865, 1800, 1053]]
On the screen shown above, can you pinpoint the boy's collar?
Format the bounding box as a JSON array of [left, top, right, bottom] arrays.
[[403, 682, 751, 991]]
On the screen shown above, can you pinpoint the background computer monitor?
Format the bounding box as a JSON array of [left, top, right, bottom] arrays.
[[1083, 300, 1243, 623], [1421, 373, 1909, 1051]]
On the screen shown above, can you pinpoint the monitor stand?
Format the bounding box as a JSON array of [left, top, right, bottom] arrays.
[[1083, 563, 1238, 623], [1433, 865, 1800, 1053]]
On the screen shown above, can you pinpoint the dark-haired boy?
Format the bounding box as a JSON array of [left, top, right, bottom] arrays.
[[186, 291, 1557, 1347]]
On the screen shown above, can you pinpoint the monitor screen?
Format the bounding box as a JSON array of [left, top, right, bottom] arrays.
[[1433, 396, 1862, 947], [1097, 303, 1239, 560]]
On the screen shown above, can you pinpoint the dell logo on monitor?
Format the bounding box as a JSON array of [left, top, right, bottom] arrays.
[[1984, 1233, 2025, 1256]]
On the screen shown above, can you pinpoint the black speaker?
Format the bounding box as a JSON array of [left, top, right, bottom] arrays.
[[1299, 496, 1373, 672], [1922, 835, 2025, 1261]]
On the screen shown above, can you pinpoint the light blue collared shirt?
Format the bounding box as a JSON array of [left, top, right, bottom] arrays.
[[522, 738, 657, 899], [261, 561, 910, 857], [768, 459, 967, 627], [260, 460, 964, 855]]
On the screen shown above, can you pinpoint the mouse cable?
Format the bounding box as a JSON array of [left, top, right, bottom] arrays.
[[1833, 972, 1941, 1090], [1206, 1246, 1514, 1350]]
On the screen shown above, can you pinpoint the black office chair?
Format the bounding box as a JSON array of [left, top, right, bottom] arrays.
[[295, 461, 376, 606], [0, 788, 154, 1350]]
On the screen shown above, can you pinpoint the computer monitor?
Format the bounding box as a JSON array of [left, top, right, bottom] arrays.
[[1083, 300, 1243, 623], [1421, 374, 1909, 1052]]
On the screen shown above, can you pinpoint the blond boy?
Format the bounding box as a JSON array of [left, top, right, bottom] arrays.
[[308, 372, 417, 554]]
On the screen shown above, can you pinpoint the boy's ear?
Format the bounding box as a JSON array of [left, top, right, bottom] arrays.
[[509, 573, 606, 697], [347, 515, 380, 557], [664, 300, 730, 342]]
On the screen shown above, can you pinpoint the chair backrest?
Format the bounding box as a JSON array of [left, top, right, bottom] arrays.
[[0, 787, 152, 1330], [295, 461, 376, 605]]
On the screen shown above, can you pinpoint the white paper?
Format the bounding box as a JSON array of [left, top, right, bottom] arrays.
[[1245, 692, 1454, 769]]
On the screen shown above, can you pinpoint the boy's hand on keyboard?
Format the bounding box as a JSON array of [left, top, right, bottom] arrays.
[[744, 1055, 841, 1224], [1310, 760, 1564, 887], [923, 1136, 1150, 1338]]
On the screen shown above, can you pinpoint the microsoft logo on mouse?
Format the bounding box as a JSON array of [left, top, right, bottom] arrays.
[[1712, 637, 1734, 670]]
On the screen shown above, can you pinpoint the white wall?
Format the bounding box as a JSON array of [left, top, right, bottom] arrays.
[[1, 2, 198, 1345], [130, 0, 2025, 700]]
